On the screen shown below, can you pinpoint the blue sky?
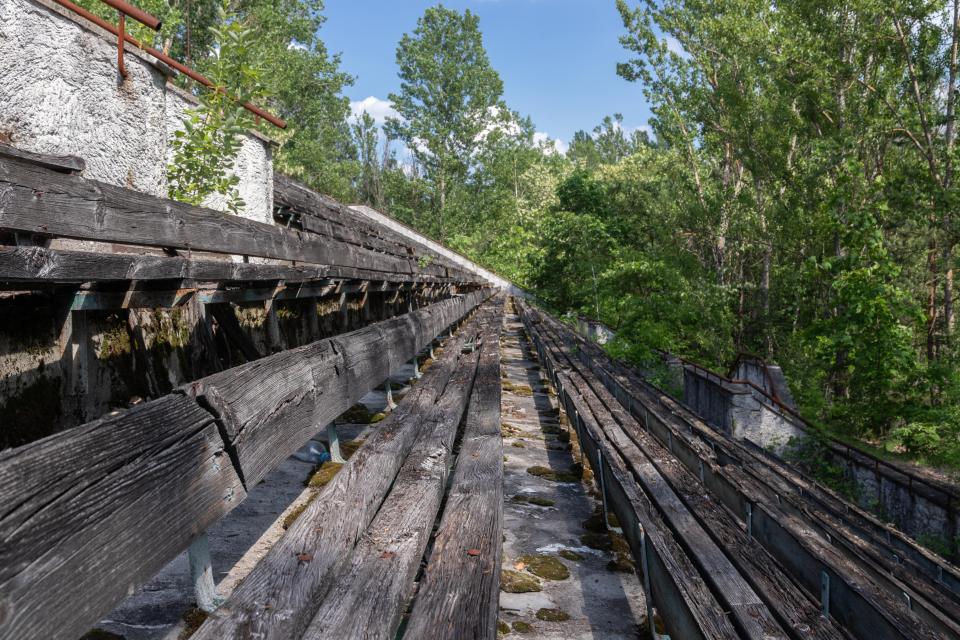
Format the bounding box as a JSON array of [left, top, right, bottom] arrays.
[[320, 0, 654, 152]]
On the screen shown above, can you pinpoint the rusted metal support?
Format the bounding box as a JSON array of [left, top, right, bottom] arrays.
[[51, 0, 286, 129], [99, 0, 162, 29], [116, 13, 127, 78]]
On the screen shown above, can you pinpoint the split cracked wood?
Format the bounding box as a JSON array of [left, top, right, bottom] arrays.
[[0, 395, 245, 640]]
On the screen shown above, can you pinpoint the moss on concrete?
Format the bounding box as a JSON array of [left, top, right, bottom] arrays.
[[500, 569, 541, 593], [607, 552, 635, 573], [536, 608, 571, 622], [512, 621, 534, 633], [526, 465, 580, 483], [307, 462, 343, 488], [580, 532, 612, 551], [582, 513, 607, 533], [528, 496, 555, 507], [559, 549, 585, 562], [370, 411, 387, 424], [511, 441, 525, 448], [517, 554, 570, 580], [178, 606, 209, 639], [497, 620, 510, 636]]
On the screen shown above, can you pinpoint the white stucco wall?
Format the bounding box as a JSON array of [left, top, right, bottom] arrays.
[[0, 0, 273, 222]]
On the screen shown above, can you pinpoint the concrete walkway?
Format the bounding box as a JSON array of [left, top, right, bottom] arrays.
[[498, 309, 647, 638]]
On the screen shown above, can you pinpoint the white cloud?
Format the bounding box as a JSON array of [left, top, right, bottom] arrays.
[[665, 36, 687, 57], [534, 131, 569, 155], [349, 96, 400, 125], [288, 40, 309, 52]]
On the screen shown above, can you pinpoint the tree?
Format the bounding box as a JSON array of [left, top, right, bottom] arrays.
[[386, 5, 505, 241]]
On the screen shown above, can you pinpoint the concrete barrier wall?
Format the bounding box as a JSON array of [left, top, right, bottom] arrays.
[[682, 363, 959, 558], [0, 0, 273, 224]]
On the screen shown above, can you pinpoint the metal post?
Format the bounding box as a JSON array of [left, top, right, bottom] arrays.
[[326, 422, 345, 463], [820, 570, 831, 617], [639, 524, 657, 640], [189, 533, 223, 612], [384, 378, 397, 411], [598, 450, 609, 529], [411, 356, 422, 379]]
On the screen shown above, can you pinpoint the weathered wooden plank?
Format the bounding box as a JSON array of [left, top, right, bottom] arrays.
[[0, 395, 246, 640], [0, 142, 85, 173], [0, 157, 457, 277], [186, 292, 486, 486], [403, 308, 504, 640], [274, 173, 467, 280], [533, 313, 845, 639], [301, 333, 483, 639], [0, 246, 454, 285], [524, 312, 783, 639], [191, 298, 498, 640]]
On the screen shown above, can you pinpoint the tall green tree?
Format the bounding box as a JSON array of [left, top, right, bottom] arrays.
[[386, 5, 505, 241]]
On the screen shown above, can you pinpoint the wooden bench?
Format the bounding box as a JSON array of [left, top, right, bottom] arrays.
[[192, 296, 505, 640], [0, 291, 489, 640]]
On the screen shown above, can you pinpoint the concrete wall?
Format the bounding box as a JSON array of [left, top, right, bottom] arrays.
[[350, 204, 525, 294], [0, 0, 273, 223]]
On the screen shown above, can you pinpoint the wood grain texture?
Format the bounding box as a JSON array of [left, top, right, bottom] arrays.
[[0, 142, 85, 173], [188, 292, 486, 486], [0, 157, 468, 278], [0, 395, 246, 640], [274, 173, 471, 282], [301, 341, 483, 640], [191, 297, 499, 640], [0, 246, 454, 285], [403, 301, 505, 640]]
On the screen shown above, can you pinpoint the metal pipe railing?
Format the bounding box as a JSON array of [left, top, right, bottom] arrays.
[[52, 0, 286, 129]]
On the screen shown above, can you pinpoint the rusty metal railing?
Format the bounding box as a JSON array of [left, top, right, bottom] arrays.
[[52, 0, 287, 129]]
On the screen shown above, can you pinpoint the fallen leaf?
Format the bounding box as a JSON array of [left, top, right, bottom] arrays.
[[296, 552, 313, 562], [467, 548, 481, 556], [514, 561, 526, 571], [380, 550, 396, 559]]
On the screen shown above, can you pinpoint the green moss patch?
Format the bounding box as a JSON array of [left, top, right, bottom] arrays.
[[307, 462, 343, 488], [512, 621, 534, 633], [511, 441, 525, 448], [501, 422, 523, 437], [512, 384, 534, 397], [607, 552, 635, 573], [526, 465, 580, 483], [536, 608, 571, 622], [500, 569, 541, 593], [370, 412, 387, 424], [517, 554, 570, 580], [178, 606, 209, 639], [497, 620, 510, 636], [528, 496, 555, 507], [580, 532, 612, 551], [559, 549, 585, 562]]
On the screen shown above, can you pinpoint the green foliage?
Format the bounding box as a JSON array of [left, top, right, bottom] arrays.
[[387, 5, 505, 240], [783, 433, 860, 500], [167, 2, 266, 212]]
